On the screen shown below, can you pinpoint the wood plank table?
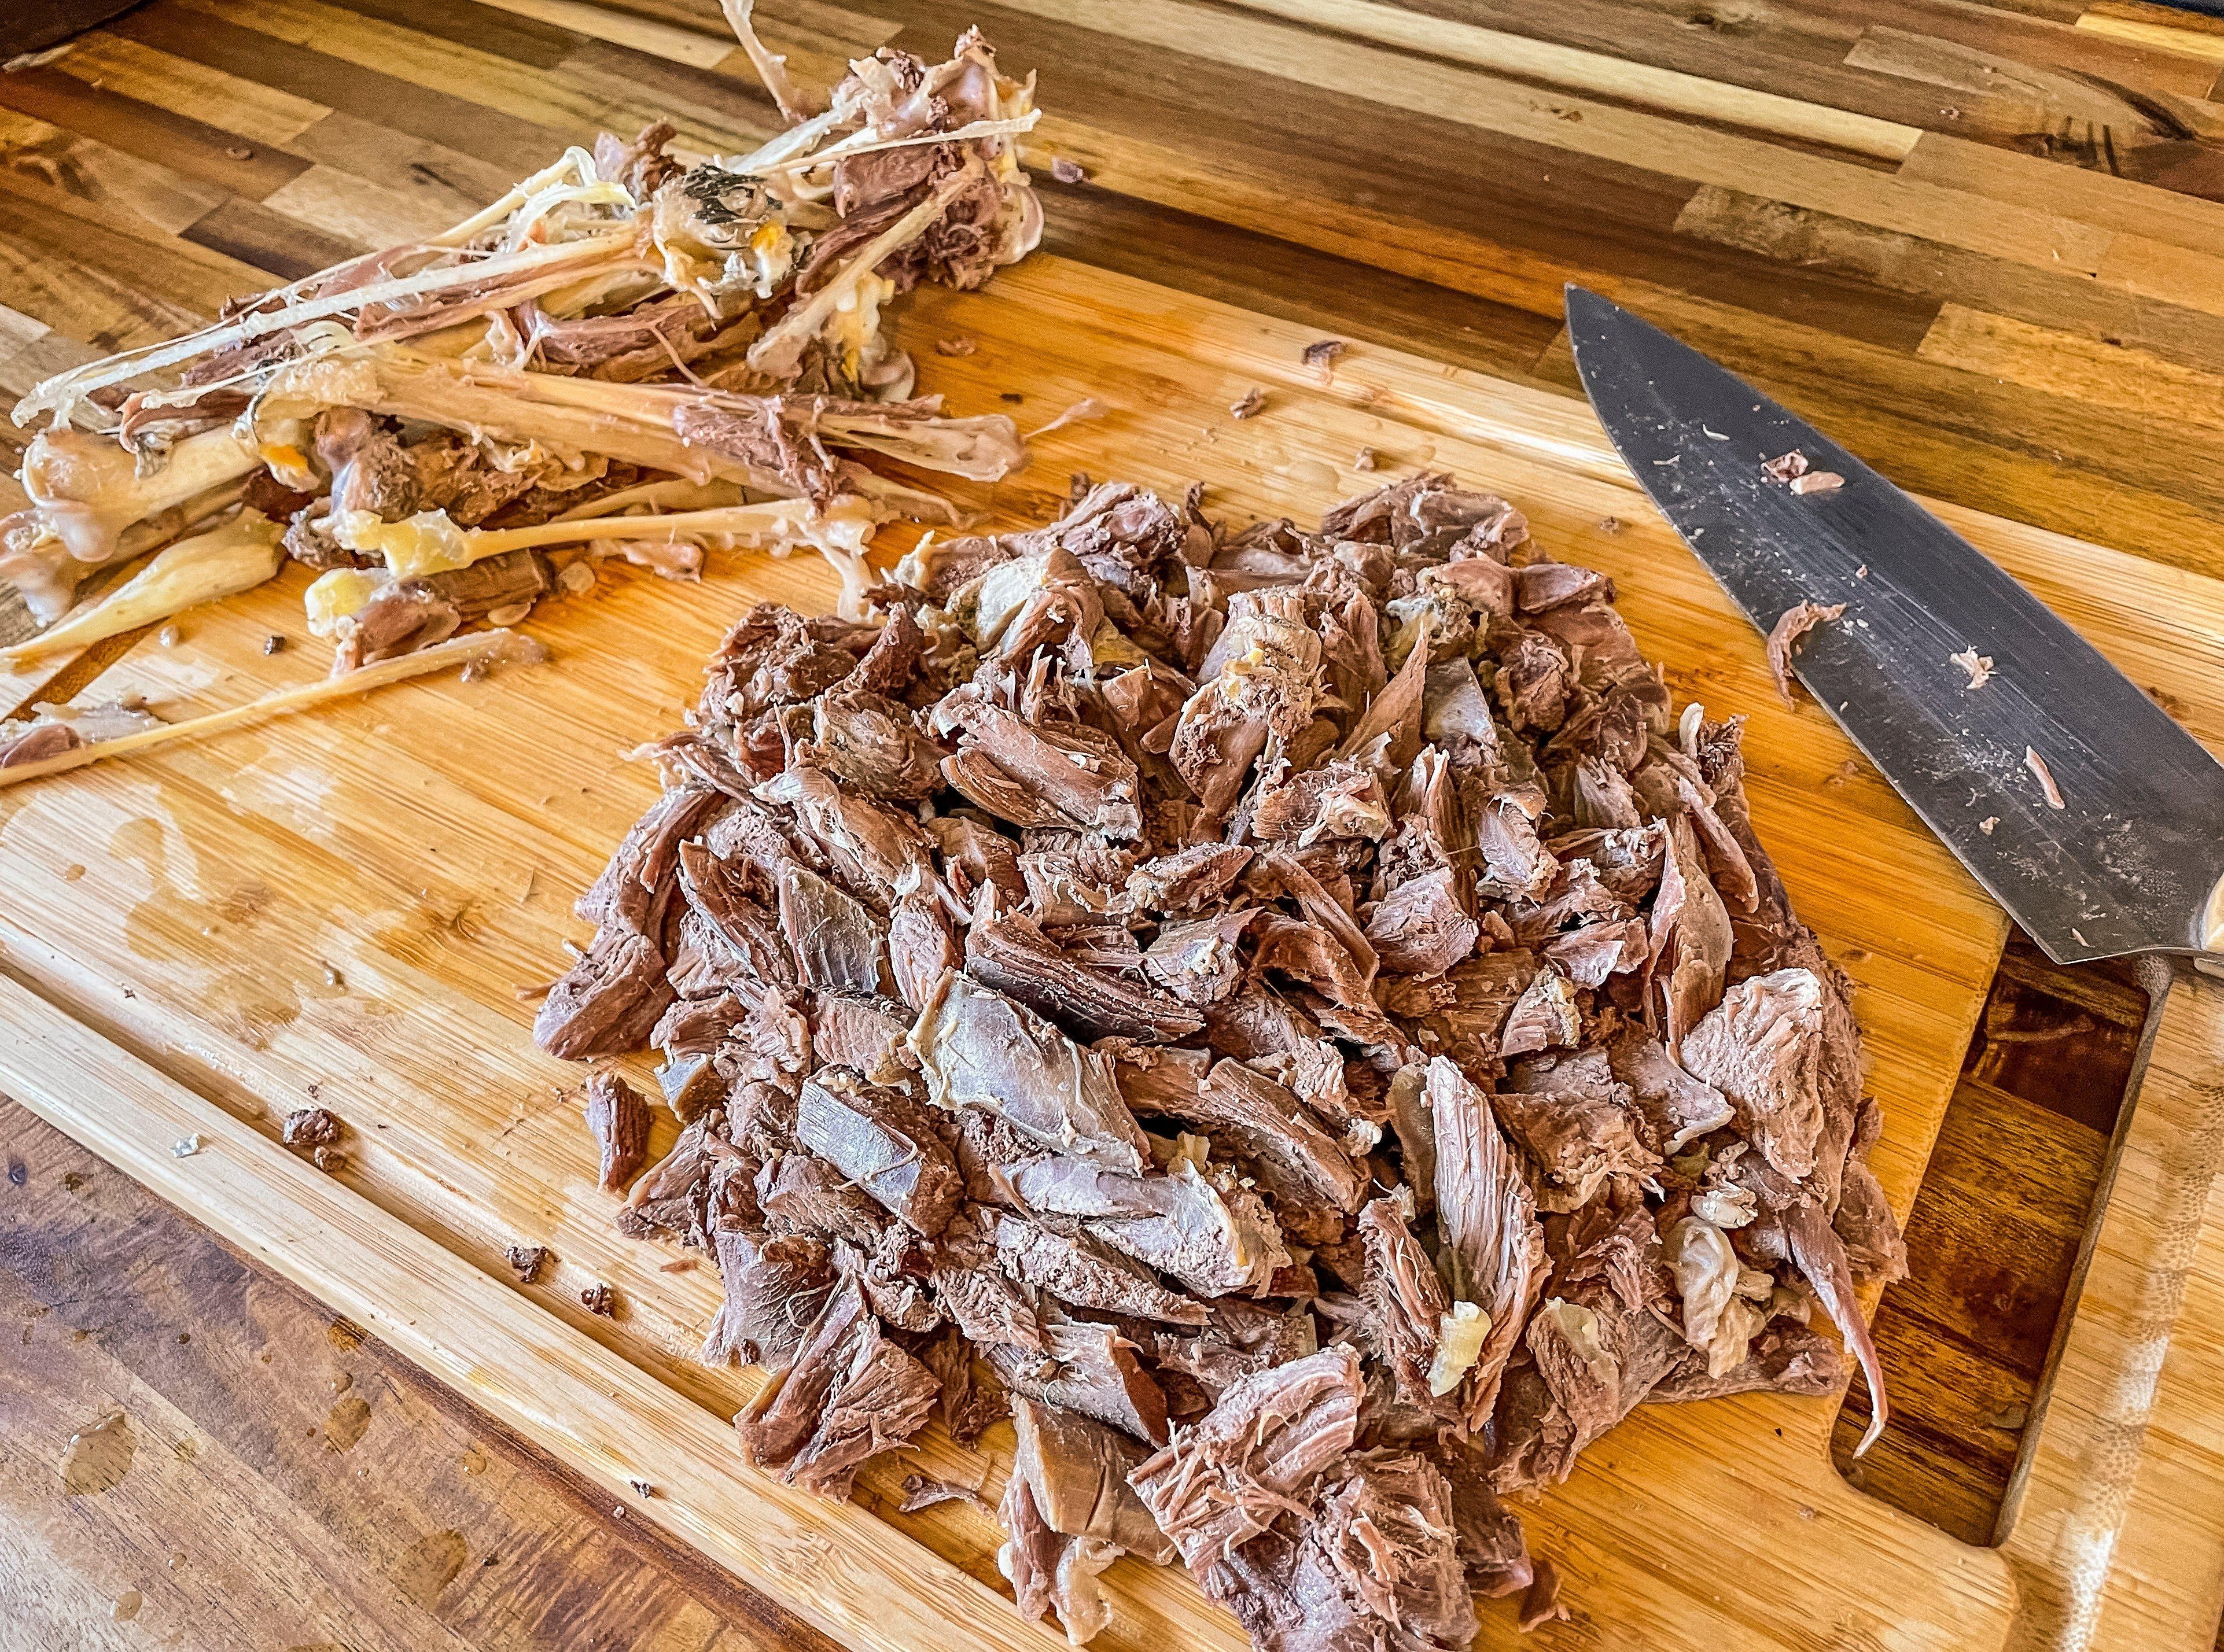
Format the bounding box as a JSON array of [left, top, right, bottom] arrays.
[[3, 0, 2223, 1645]]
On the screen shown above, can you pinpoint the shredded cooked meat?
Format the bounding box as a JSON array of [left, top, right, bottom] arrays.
[[537, 472, 1903, 1648], [1949, 647, 1993, 689], [1763, 600, 1844, 707], [2025, 745, 2066, 810]]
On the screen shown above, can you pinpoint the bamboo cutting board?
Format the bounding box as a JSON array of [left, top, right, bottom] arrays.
[[3, 254, 2224, 1650]]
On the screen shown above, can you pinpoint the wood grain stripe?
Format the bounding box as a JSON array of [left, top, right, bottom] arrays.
[[1223, 0, 1924, 160], [960, 0, 2113, 277]]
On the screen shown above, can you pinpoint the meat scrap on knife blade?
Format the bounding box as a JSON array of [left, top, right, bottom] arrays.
[[536, 472, 1900, 1647], [0, 14, 1042, 753]]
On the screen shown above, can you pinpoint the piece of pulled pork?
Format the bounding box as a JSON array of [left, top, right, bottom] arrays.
[[536, 473, 1901, 1648]]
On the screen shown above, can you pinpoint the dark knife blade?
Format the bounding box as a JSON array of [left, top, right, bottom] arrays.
[[1566, 285, 2224, 964]]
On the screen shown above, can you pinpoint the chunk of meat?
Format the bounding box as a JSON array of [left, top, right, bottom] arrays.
[[1142, 909, 1259, 1008], [535, 927, 673, 1060], [908, 972, 1150, 1173], [583, 1071, 650, 1193], [1427, 1058, 1545, 1432], [703, 1229, 835, 1371], [1126, 844, 1254, 915], [1763, 600, 1844, 706], [967, 904, 1205, 1043], [779, 865, 886, 994], [995, 1210, 1208, 1325], [813, 688, 945, 799], [1497, 1048, 1659, 1212], [1364, 868, 1477, 979], [1144, 1059, 1368, 1223], [1128, 1344, 1363, 1567], [737, 1281, 941, 1498], [1011, 1157, 1290, 1298], [988, 1309, 1170, 1445], [934, 694, 1144, 839], [1010, 1395, 1176, 1563], [1680, 968, 1828, 1181], [795, 1078, 962, 1236], [1356, 1195, 1454, 1413], [1604, 1029, 1734, 1155]]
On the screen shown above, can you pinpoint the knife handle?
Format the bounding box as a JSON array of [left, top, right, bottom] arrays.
[[2000, 957, 2224, 1649]]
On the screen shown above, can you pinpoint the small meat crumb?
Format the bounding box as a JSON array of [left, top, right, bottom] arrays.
[[1790, 470, 1845, 496], [2024, 747, 2066, 809], [311, 1146, 346, 1173], [157, 624, 182, 647], [1763, 600, 1846, 706], [1050, 156, 1087, 185], [1229, 387, 1265, 419], [505, 1244, 549, 1283], [1761, 450, 1810, 483], [281, 1107, 343, 1147], [557, 561, 596, 595], [1302, 338, 1346, 370], [1519, 1555, 1571, 1631], [263, 634, 286, 655], [1978, 816, 1998, 835], [1352, 446, 1377, 471], [580, 1282, 616, 1316], [1026, 397, 1104, 440], [898, 1472, 992, 1513], [934, 336, 977, 357], [1950, 647, 1994, 688], [226, 145, 253, 161], [628, 1477, 655, 1498], [1596, 515, 1620, 534]]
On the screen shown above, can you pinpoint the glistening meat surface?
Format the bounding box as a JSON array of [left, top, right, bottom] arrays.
[[535, 473, 1904, 1649]]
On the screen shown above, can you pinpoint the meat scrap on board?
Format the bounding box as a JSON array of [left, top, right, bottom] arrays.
[[536, 471, 1895, 1647]]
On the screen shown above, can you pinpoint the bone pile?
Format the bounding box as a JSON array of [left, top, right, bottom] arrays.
[[0, 19, 1039, 711], [540, 473, 1908, 1649]]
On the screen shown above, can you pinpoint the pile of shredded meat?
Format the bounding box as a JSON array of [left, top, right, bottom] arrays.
[[538, 472, 1908, 1648], [1, 20, 1039, 680]]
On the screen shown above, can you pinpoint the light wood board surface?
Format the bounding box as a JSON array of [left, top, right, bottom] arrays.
[[1, 249, 2222, 1647]]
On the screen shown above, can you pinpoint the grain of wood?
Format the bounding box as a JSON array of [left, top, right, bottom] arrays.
[[2075, 8, 2224, 62], [1221, 0, 1924, 160], [0, 107, 230, 237], [49, 29, 333, 147], [0, 1100, 845, 1652], [1898, 134, 2224, 259], [474, 0, 738, 66], [1916, 304, 2224, 433], [0, 66, 314, 199], [262, 161, 469, 245], [977, 0, 2116, 277], [2001, 964, 2224, 1650]]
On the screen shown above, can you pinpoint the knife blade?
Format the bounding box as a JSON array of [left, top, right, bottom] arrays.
[[1565, 285, 2224, 965]]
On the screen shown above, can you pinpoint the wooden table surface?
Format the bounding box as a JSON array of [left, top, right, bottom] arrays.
[[2, 0, 2222, 1645]]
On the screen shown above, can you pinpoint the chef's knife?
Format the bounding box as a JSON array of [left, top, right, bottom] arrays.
[[1564, 285, 2224, 968]]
